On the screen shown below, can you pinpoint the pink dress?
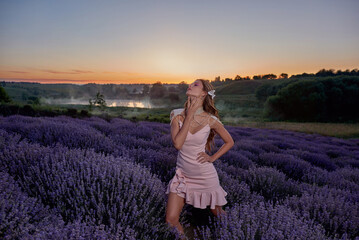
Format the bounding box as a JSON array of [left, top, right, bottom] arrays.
[[165, 108, 228, 209]]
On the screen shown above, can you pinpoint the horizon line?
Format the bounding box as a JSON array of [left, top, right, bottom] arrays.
[[1, 68, 357, 85]]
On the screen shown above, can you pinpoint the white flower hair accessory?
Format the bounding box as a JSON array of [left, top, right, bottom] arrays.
[[208, 89, 215, 99]]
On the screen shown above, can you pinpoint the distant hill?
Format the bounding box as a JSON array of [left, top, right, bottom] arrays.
[[216, 79, 291, 95], [217, 80, 261, 95]]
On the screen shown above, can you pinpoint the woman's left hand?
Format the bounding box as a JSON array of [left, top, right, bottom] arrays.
[[197, 152, 214, 163]]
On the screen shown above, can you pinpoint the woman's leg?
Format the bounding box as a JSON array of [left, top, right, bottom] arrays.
[[166, 192, 186, 236], [210, 205, 226, 218]]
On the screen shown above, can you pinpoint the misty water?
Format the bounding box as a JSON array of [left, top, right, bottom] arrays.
[[41, 97, 161, 108]]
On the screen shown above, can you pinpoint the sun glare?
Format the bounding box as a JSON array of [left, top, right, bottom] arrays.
[[152, 50, 192, 75]]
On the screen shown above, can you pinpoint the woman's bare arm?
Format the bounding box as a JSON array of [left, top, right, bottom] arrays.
[[171, 112, 194, 150], [209, 121, 234, 162]]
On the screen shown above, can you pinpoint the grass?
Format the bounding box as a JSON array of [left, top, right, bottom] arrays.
[[234, 121, 359, 139]]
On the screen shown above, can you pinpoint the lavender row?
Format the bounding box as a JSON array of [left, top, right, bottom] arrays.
[[284, 184, 359, 239], [0, 131, 176, 239], [192, 200, 331, 240], [180, 164, 330, 239], [0, 115, 175, 182], [219, 147, 359, 196], [214, 161, 359, 239], [226, 126, 359, 170], [0, 170, 121, 240], [0, 115, 121, 156]]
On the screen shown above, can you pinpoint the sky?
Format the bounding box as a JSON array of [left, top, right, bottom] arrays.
[[0, 0, 358, 84]]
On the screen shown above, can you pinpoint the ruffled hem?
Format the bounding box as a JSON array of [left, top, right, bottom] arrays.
[[165, 168, 228, 209]]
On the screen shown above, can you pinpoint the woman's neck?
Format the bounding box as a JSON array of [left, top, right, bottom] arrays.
[[194, 105, 204, 115]]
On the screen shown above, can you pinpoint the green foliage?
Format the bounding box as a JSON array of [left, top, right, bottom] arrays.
[[255, 79, 301, 102], [255, 83, 275, 102], [0, 86, 12, 103], [26, 96, 41, 105], [142, 113, 169, 123], [149, 81, 166, 99], [66, 108, 78, 117], [0, 103, 92, 118], [89, 92, 106, 111], [168, 92, 180, 102], [218, 80, 264, 95], [264, 76, 359, 122], [80, 109, 90, 117]]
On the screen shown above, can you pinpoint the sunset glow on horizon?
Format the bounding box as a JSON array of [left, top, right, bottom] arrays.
[[1, 0, 358, 85]]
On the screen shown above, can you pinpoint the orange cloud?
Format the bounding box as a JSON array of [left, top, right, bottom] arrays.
[[41, 69, 94, 74], [0, 77, 91, 83], [7, 71, 29, 74]]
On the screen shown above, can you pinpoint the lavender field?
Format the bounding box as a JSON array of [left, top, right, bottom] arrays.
[[0, 115, 358, 240]]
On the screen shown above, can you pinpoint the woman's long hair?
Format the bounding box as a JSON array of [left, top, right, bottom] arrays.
[[183, 79, 221, 152]]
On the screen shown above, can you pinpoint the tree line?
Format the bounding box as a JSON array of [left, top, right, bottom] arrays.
[[256, 75, 359, 122], [211, 68, 359, 84]]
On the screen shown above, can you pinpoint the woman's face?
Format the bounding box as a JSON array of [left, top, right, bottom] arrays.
[[186, 80, 206, 98]]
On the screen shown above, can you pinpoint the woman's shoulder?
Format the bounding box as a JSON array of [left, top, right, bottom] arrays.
[[208, 113, 223, 125], [170, 108, 185, 121], [170, 108, 184, 114]]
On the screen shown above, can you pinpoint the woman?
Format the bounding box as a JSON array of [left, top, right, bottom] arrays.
[[165, 79, 235, 237]]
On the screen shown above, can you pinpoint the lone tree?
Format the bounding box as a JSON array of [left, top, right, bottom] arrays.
[[280, 73, 288, 79], [0, 86, 12, 103], [89, 91, 106, 111]]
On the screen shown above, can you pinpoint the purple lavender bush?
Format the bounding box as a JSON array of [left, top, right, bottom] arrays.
[[0, 170, 120, 240], [0, 131, 175, 239], [193, 200, 329, 240]]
